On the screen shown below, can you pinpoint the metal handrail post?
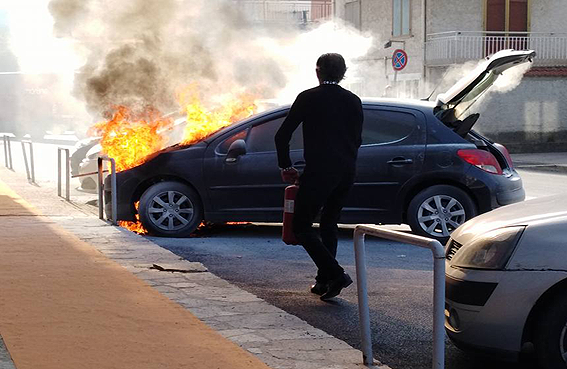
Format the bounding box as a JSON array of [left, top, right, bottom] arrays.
[[97, 156, 117, 225], [353, 225, 446, 369], [3, 136, 7, 168], [21, 140, 35, 183], [57, 148, 70, 201], [110, 158, 117, 225], [353, 231, 373, 366], [97, 157, 104, 220], [7, 136, 13, 170]]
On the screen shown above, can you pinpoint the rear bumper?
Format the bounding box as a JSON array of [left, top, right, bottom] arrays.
[[467, 167, 525, 212]]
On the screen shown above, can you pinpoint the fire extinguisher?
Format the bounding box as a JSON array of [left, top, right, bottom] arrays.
[[282, 182, 300, 245]]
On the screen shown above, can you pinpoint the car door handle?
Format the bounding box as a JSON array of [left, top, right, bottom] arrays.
[[387, 157, 413, 165]]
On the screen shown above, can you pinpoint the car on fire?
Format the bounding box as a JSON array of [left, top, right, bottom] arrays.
[[105, 49, 534, 241], [444, 194, 567, 368]]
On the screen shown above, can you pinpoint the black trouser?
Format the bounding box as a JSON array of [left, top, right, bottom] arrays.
[[292, 169, 355, 283]]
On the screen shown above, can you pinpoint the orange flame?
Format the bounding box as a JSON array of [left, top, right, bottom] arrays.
[[118, 201, 148, 234], [95, 106, 173, 172], [91, 88, 258, 174], [177, 85, 258, 146]]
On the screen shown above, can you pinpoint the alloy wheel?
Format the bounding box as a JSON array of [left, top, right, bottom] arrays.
[[417, 195, 466, 237], [147, 190, 195, 231]]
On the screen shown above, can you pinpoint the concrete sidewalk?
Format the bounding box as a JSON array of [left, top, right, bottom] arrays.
[[0, 167, 384, 369], [511, 151, 567, 174], [0, 179, 273, 369]]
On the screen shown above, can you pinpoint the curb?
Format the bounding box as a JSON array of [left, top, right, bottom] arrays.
[[515, 164, 567, 174]]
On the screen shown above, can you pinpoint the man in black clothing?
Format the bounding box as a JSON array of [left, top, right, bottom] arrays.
[[274, 53, 363, 301]]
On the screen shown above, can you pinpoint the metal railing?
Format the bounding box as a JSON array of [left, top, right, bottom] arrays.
[[21, 139, 35, 183], [57, 148, 70, 201], [353, 225, 445, 368], [426, 31, 567, 67], [233, 0, 333, 24], [3, 135, 13, 170], [97, 156, 117, 225]]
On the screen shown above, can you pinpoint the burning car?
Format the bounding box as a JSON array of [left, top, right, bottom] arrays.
[[105, 49, 534, 240]]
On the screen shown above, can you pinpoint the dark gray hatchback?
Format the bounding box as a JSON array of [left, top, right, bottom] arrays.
[[106, 49, 534, 241]]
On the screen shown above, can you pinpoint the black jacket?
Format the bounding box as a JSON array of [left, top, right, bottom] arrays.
[[275, 84, 363, 173]]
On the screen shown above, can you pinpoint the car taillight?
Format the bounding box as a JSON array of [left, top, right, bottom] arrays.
[[457, 149, 503, 175], [494, 142, 514, 168]]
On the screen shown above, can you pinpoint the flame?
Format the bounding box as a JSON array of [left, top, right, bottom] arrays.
[[177, 85, 258, 146], [92, 89, 257, 173], [118, 201, 148, 234], [95, 106, 173, 172]]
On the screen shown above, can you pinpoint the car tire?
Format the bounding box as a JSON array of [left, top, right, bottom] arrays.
[[534, 294, 567, 369], [139, 181, 203, 237], [407, 185, 477, 242]]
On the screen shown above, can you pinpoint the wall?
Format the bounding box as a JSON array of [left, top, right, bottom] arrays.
[[426, 0, 483, 34], [529, 0, 567, 33], [473, 76, 567, 152]]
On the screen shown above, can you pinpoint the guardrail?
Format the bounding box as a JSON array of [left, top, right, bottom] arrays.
[[426, 31, 567, 67], [353, 225, 445, 368], [21, 139, 35, 183], [3, 135, 13, 170], [57, 147, 70, 201], [97, 156, 117, 225]]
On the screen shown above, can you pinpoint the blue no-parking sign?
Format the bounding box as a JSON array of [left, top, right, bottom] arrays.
[[392, 49, 408, 71]]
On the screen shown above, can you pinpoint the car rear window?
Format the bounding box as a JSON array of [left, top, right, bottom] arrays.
[[362, 109, 417, 145]]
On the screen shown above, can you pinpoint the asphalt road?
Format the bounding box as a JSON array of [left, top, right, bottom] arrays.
[[148, 169, 567, 369], [7, 140, 566, 369]]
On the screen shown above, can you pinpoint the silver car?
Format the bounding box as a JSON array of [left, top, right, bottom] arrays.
[[445, 194, 567, 368]]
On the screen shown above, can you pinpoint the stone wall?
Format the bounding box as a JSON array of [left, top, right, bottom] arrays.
[[474, 76, 567, 152]]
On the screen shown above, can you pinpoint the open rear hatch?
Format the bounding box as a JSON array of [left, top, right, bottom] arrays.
[[434, 49, 535, 135]]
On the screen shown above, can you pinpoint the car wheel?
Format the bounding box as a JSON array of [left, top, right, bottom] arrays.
[[139, 181, 203, 237], [534, 294, 567, 369], [407, 185, 477, 242]]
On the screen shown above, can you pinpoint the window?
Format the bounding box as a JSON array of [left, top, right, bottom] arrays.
[[345, 0, 361, 29], [217, 129, 248, 154], [485, 0, 529, 54], [247, 117, 303, 153], [361, 109, 416, 145], [392, 0, 411, 37], [486, 0, 528, 32]]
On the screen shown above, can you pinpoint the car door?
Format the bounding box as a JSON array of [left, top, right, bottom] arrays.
[[203, 111, 303, 220], [343, 105, 426, 223]]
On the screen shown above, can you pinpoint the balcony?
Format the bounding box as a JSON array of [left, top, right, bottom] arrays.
[[233, 0, 333, 25], [426, 31, 567, 67]]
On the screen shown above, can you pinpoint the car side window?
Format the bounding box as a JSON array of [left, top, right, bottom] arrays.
[[362, 109, 417, 145], [247, 117, 303, 153], [217, 129, 248, 154]]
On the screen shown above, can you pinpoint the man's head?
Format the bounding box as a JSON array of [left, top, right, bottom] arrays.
[[316, 53, 347, 83]]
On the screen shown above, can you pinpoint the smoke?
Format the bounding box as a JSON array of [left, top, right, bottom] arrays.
[[42, 0, 373, 123]]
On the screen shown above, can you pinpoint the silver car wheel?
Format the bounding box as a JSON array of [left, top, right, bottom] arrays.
[[417, 195, 466, 237], [147, 190, 195, 231], [560, 322, 567, 362]]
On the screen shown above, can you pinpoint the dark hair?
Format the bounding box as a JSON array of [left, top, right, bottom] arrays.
[[316, 53, 347, 82]]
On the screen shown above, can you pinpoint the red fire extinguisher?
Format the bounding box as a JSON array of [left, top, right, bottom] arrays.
[[282, 182, 300, 245]]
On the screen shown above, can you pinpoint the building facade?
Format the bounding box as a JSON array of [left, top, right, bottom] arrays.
[[335, 0, 567, 152]]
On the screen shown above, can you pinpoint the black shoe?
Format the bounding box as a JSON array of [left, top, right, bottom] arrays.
[[310, 282, 328, 296], [320, 273, 353, 301]]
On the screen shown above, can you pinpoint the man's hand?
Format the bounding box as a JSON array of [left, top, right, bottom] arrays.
[[280, 167, 299, 184]]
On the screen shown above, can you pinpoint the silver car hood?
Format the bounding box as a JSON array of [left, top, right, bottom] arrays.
[[451, 194, 567, 242]]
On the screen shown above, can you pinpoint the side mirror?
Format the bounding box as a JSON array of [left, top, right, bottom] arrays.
[[226, 139, 247, 163]]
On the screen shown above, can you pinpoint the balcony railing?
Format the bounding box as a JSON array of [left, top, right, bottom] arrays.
[[233, 0, 333, 24], [426, 31, 567, 67]]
